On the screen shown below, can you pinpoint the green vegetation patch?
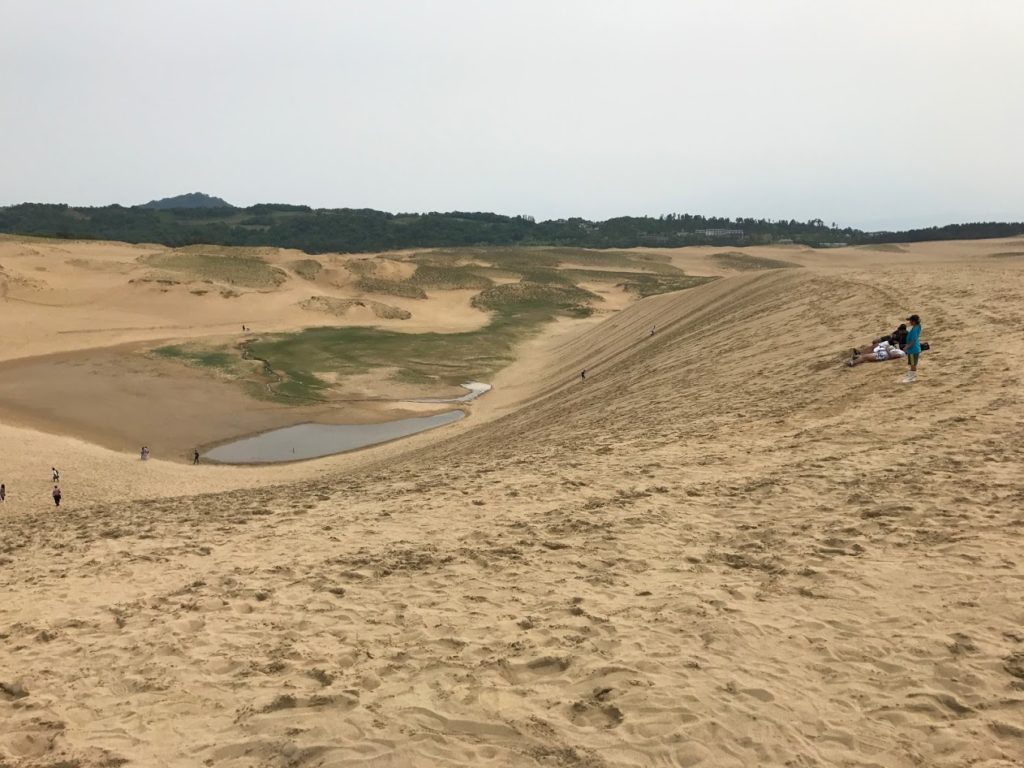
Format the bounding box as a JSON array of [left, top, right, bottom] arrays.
[[710, 252, 802, 271], [409, 264, 493, 290], [162, 273, 602, 402], [241, 326, 510, 402], [300, 295, 411, 320], [289, 259, 323, 280], [472, 282, 597, 319], [143, 252, 288, 288], [344, 259, 378, 276], [146, 244, 722, 404], [153, 344, 236, 370], [617, 273, 719, 297]]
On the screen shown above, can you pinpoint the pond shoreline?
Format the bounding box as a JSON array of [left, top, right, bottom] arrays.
[[201, 382, 490, 464]]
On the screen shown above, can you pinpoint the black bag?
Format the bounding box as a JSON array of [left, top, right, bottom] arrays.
[[920, 342, 930, 352]]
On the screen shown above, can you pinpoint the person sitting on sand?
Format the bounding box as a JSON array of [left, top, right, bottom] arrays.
[[847, 341, 907, 367], [852, 324, 908, 356]]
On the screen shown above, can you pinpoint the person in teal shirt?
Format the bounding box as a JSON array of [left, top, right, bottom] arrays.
[[902, 314, 922, 384]]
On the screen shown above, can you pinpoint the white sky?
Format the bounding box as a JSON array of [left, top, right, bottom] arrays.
[[1, 0, 1022, 229]]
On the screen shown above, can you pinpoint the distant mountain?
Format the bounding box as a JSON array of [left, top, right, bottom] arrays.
[[138, 192, 233, 209]]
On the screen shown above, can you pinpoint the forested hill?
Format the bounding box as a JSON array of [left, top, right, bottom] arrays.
[[139, 192, 234, 209], [0, 202, 1021, 253]]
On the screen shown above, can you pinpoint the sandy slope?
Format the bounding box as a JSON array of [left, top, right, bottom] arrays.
[[2, 239, 1024, 767]]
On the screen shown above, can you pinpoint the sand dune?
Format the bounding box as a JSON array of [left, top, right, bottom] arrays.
[[2, 238, 1024, 766]]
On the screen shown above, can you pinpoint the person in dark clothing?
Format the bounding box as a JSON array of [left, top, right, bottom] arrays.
[[193, 449, 200, 465], [580, 369, 586, 381], [1, 483, 5, 502], [852, 324, 908, 356], [52, 485, 62, 507]]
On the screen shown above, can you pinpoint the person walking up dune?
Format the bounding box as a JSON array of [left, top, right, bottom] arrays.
[[52, 485, 62, 507], [193, 449, 200, 465], [1, 483, 5, 502], [902, 314, 922, 384], [52, 467, 59, 483]]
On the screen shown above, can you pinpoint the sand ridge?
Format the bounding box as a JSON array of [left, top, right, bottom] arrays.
[[2, 238, 1024, 766]]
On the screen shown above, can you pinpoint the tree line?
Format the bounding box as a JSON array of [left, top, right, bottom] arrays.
[[0, 202, 1020, 252]]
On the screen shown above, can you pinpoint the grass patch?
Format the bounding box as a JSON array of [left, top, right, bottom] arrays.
[[710, 252, 801, 271], [201, 280, 600, 402], [149, 245, 716, 404], [289, 259, 323, 280], [618, 274, 719, 297], [143, 252, 288, 288], [409, 265, 493, 290], [300, 295, 411, 320], [391, 368, 437, 385], [344, 259, 378, 276], [153, 345, 236, 370], [472, 282, 597, 319]]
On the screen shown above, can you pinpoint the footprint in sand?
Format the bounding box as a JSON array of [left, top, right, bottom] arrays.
[[496, 656, 572, 685]]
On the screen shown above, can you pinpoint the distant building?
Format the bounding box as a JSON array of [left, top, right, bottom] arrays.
[[694, 228, 744, 237]]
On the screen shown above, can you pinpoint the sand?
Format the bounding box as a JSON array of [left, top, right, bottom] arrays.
[[2, 237, 1024, 766]]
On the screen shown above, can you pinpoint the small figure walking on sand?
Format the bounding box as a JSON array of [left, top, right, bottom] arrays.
[[580, 368, 586, 382], [140, 446, 150, 460], [193, 449, 200, 465], [1, 483, 6, 502], [651, 326, 656, 337], [52, 485, 62, 507], [52, 467, 59, 483]]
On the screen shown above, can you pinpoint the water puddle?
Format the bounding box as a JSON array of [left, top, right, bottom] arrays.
[[204, 410, 465, 464]]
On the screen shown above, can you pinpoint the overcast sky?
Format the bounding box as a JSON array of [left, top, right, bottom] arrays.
[[1, 0, 1022, 229]]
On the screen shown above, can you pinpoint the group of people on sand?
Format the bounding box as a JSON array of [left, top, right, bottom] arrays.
[[0, 477, 55, 506], [847, 313, 925, 384]]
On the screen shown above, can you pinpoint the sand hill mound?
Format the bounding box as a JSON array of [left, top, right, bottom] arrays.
[[2, 248, 1024, 766]]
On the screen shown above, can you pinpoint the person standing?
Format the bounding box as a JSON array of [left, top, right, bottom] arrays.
[[52, 467, 59, 483], [902, 314, 922, 384], [193, 449, 200, 465], [52, 485, 62, 507], [580, 369, 587, 382], [1, 483, 5, 502]]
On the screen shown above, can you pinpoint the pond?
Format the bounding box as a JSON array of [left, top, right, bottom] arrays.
[[203, 410, 465, 464]]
